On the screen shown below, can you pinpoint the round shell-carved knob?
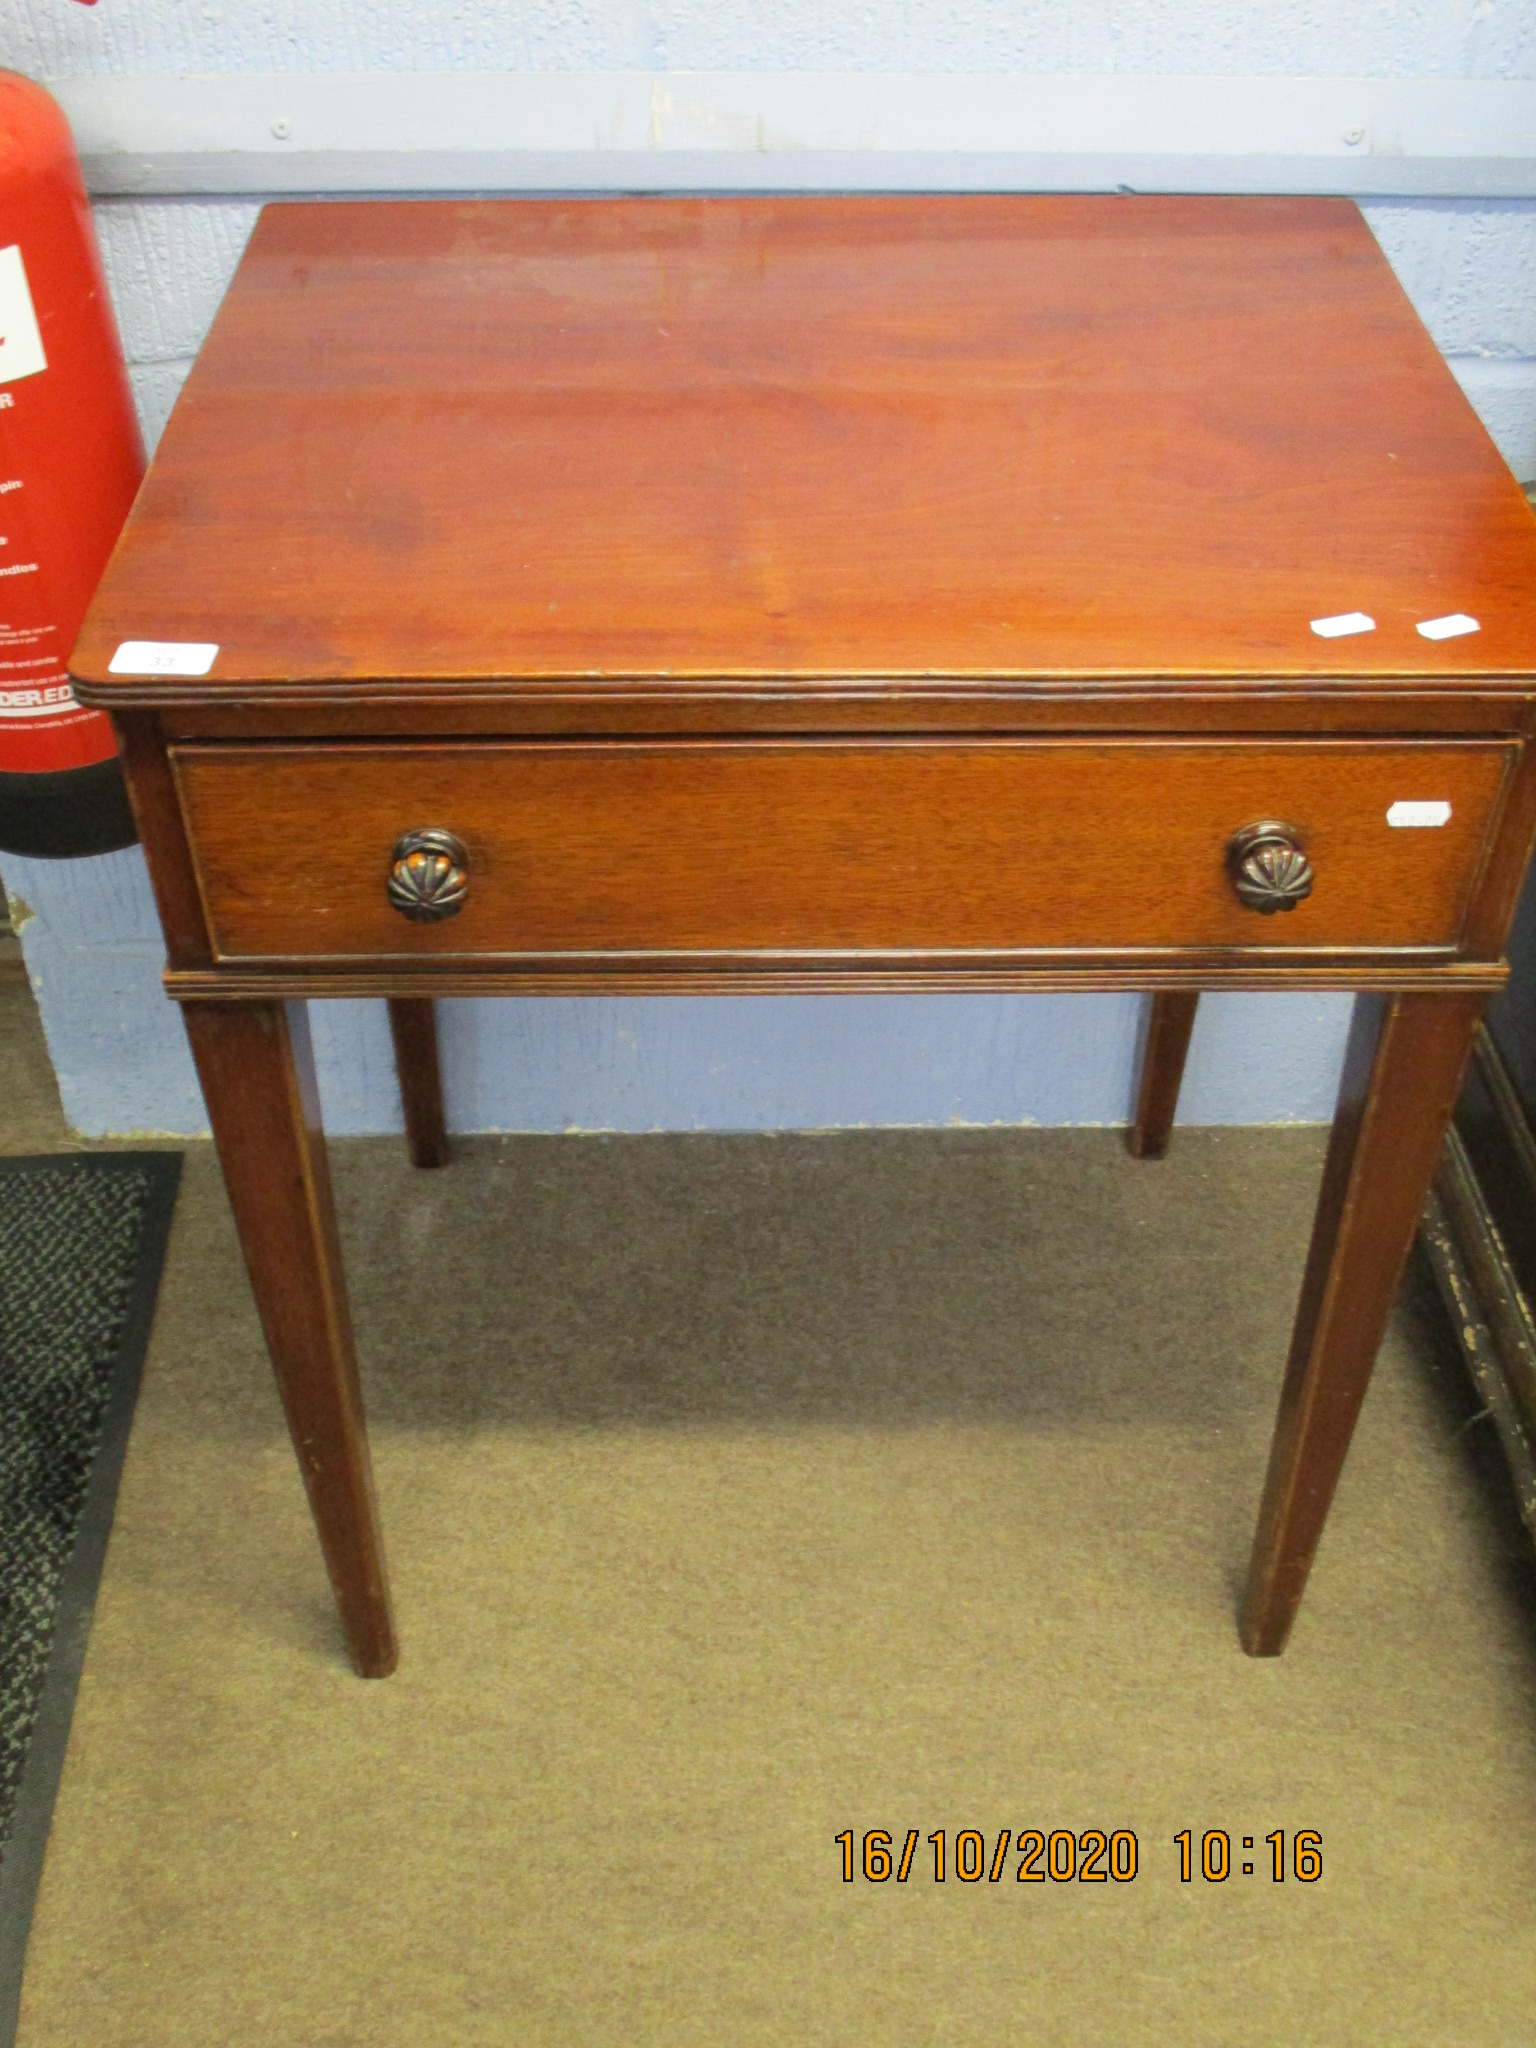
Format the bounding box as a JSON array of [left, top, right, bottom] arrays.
[[1227, 821, 1313, 915], [387, 829, 469, 922]]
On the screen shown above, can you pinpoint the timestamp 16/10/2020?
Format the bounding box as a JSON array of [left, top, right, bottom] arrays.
[[835, 1830, 1322, 1885]]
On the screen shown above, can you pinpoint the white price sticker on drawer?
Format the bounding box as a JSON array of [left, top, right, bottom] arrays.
[[1386, 800, 1452, 828], [108, 640, 219, 677]]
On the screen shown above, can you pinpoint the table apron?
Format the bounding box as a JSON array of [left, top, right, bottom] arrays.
[[166, 735, 1519, 968]]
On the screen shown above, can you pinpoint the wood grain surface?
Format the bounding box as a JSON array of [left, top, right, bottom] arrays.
[[386, 996, 448, 1168], [147, 691, 1536, 743], [1242, 989, 1486, 1654], [71, 195, 1536, 696], [1130, 991, 1201, 1158], [169, 736, 1513, 963], [181, 999, 397, 1677]]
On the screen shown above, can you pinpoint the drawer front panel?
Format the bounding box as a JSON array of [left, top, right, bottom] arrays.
[[172, 738, 1514, 962]]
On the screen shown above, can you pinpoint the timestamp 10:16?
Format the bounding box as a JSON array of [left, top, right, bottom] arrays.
[[1175, 1830, 1322, 1882]]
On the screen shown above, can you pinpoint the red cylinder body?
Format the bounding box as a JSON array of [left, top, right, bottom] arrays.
[[0, 70, 142, 853]]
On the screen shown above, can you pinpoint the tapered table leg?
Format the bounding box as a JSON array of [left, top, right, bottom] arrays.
[[387, 996, 449, 1168], [183, 999, 398, 1677], [1129, 992, 1200, 1158], [1241, 990, 1484, 1657]]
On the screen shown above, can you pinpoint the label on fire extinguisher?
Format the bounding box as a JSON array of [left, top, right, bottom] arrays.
[[0, 464, 113, 773], [0, 246, 47, 385], [0, 238, 108, 773]]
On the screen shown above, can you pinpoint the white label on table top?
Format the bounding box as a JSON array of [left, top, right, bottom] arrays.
[[1416, 613, 1480, 640], [1310, 611, 1375, 639], [0, 246, 47, 385], [1387, 800, 1452, 828], [108, 640, 219, 677]]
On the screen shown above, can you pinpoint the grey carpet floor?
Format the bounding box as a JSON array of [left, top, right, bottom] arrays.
[[0, 1157, 176, 1848], [0, 1152, 180, 2048], [0, 966, 67, 1159], [4, 971, 1536, 2044]]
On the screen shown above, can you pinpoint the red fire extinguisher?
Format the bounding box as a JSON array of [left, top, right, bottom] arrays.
[[0, 69, 142, 859]]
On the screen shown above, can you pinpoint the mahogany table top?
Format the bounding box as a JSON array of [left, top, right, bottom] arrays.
[[72, 193, 1536, 698]]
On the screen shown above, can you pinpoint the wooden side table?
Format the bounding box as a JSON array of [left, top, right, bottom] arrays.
[[71, 195, 1536, 1677]]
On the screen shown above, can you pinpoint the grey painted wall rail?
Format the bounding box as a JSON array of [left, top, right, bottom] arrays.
[[51, 70, 1536, 197]]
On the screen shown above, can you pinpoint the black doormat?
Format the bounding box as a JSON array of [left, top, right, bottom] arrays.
[[0, 1153, 181, 2043]]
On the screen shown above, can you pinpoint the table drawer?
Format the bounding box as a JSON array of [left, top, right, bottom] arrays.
[[171, 738, 1514, 963]]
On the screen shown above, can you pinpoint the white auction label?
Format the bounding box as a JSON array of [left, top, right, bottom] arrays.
[[1387, 801, 1452, 828], [1416, 613, 1480, 640], [0, 246, 46, 385], [1310, 611, 1375, 639], [109, 641, 220, 677]]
